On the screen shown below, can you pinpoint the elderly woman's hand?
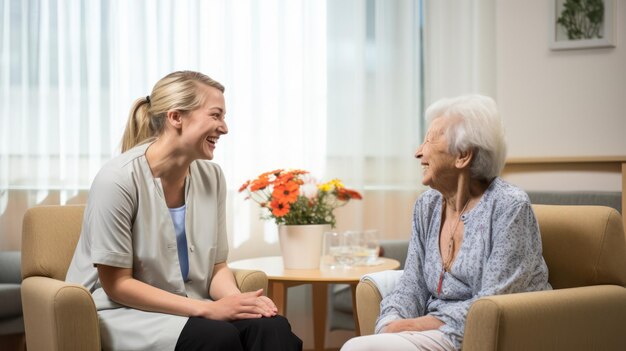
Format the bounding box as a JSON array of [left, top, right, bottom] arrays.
[[382, 315, 444, 333]]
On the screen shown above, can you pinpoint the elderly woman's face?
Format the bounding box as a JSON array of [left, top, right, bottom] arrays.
[[414, 118, 458, 189]]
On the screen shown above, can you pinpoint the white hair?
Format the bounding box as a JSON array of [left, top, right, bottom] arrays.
[[424, 94, 507, 180]]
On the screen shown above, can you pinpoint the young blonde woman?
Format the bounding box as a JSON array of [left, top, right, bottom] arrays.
[[67, 71, 302, 351]]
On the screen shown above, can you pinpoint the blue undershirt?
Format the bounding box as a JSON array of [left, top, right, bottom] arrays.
[[168, 205, 189, 281]]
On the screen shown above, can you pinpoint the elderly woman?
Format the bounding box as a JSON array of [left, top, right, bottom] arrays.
[[342, 95, 550, 351]]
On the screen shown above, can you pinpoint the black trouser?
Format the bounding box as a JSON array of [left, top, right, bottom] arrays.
[[175, 315, 303, 351]]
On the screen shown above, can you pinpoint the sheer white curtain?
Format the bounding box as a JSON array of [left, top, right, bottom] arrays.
[[424, 0, 496, 103], [323, 0, 495, 241], [325, 0, 425, 239], [0, 0, 327, 252]]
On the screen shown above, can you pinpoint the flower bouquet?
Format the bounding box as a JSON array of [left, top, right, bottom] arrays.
[[238, 169, 362, 228]]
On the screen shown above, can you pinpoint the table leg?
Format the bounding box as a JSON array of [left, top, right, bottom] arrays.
[[350, 283, 361, 336], [268, 281, 288, 316], [311, 283, 328, 351]]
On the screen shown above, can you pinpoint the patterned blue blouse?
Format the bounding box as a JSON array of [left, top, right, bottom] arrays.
[[376, 177, 551, 350]]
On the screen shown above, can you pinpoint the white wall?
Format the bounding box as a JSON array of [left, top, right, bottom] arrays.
[[497, 0, 626, 191]]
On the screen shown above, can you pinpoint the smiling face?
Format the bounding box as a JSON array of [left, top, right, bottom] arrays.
[[180, 84, 228, 160], [414, 117, 459, 191]]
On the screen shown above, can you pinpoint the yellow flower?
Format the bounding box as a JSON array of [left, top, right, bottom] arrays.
[[318, 179, 344, 192], [317, 182, 332, 192], [330, 179, 344, 188]]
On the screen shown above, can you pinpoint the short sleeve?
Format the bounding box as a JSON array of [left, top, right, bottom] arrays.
[[87, 166, 136, 268]]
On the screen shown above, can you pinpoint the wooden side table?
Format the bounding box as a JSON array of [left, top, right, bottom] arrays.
[[229, 256, 400, 351]]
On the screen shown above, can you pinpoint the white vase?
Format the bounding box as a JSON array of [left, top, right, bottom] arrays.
[[278, 224, 330, 269]]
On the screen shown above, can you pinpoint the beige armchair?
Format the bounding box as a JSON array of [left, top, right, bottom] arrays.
[[356, 205, 626, 350], [21, 205, 268, 351]]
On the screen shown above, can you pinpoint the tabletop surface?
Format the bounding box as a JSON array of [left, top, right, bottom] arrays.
[[228, 256, 401, 283]]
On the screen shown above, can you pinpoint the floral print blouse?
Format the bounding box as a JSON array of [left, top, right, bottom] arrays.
[[376, 177, 551, 350]]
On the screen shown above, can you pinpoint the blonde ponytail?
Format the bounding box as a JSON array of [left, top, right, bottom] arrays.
[[120, 71, 224, 153], [121, 97, 155, 152]]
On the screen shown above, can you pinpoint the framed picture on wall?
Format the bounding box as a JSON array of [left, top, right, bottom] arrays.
[[549, 0, 616, 50]]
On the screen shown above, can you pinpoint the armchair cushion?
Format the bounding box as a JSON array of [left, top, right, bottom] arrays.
[[361, 270, 403, 298], [0, 251, 24, 336], [0, 251, 23, 320], [0, 251, 21, 284], [0, 285, 22, 319], [21, 206, 84, 281], [533, 204, 626, 288]]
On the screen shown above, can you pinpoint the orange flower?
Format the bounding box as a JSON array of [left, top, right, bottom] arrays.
[[238, 180, 250, 193], [337, 188, 363, 201], [272, 181, 299, 203], [288, 169, 309, 176], [270, 199, 290, 217], [275, 172, 295, 185], [250, 176, 270, 191], [348, 189, 363, 200], [260, 169, 283, 179]]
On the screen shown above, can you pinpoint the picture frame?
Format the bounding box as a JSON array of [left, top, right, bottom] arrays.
[[549, 0, 616, 50]]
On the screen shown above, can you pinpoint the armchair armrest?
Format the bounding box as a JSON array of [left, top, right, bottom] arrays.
[[463, 285, 626, 351], [355, 279, 383, 336], [232, 269, 268, 294], [355, 270, 403, 335], [21, 276, 100, 351]]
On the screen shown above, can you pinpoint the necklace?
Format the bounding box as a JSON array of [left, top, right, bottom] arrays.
[[437, 199, 470, 297]]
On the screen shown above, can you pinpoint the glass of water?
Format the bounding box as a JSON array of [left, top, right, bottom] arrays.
[[322, 231, 357, 268], [353, 230, 381, 266]]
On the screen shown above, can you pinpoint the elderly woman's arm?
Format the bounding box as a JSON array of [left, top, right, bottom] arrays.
[[375, 201, 432, 333], [429, 201, 549, 341]]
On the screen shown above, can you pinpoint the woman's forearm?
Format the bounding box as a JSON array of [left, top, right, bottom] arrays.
[[97, 264, 205, 317], [382, 315, 444, 333], [209, 262, 241, 299]]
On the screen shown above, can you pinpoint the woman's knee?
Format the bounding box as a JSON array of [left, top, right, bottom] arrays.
[[341, 336, 371, 351], [260, 314, 291, 332], [211, 323, 241, 349], [233, 316, 302, 350], [341, 334, 405, 351], [237, 315, 292, 334], [176, 317, 242, 351]]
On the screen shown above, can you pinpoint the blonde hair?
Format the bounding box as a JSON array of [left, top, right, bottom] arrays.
[[121, 71, 225, 152]]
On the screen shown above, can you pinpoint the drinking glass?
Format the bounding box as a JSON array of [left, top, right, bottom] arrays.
[[353, 229, 381, 266], [322, 231, 356, 268]]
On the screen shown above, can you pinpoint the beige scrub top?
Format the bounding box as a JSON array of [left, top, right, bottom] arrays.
[[66, 142, 229, 351]]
